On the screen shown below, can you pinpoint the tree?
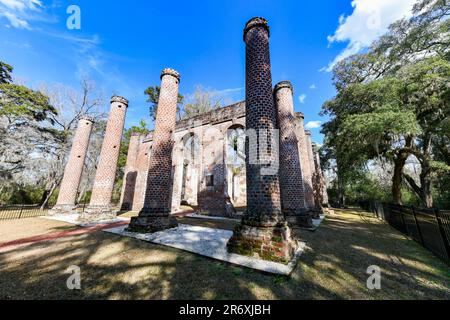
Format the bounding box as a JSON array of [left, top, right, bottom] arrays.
[[36, 79, 106, 209], [0, 62, 13, 84], [144, 86, 184, 121], [0, 64, 58, 179], [182, 86, 224, 119], [322, 0, 450, 208]]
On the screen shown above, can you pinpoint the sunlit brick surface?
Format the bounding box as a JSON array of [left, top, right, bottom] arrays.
[[243, 17, 282, 225], [227, 18, 296, 264], [305, 130, 317, 208], [89, 96, 128, 208], [54, 117, 93, 209], [274, 82, 306, 212], [127, 69, 180, 232], [296, 113, 315, 209], [313, 144, 329, 207]]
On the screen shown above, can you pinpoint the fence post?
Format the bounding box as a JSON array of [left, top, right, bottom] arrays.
[[399, 206, 407, 235], [18, 204, 24, 219], [411, 206, 425, 246], [433, 209, 450, 261]]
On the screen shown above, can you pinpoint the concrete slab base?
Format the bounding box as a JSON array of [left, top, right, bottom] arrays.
[[185, 213, 240, 222], [42, 213, 129, 228], [291, 214, 326, 231], [104, 224, 306, 276]]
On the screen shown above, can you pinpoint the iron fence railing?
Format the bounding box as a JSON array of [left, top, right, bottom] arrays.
[[0, 204, 49, 221], [360, 201, 450, 263]]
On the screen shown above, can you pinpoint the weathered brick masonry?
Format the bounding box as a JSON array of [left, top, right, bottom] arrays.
[[227, 17, 297, 263], [80, 96, 128, 222], [274, 82, 313, 228], [313, 143, 330, 209], [296, 113, 315, 209], [127, 69, 180, 233], [132, 134, 152, 212], [119, 133, 140, 211], [50, 117, 93, 215], [305, 130, 321, 217]]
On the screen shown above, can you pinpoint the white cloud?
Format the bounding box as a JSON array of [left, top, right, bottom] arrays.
[[309, 84, 317, 90], [324, 0, 416, 72], [216, 87, 244, 95], [305, 121, 323, 130], [299, 94, 307, 104], [0, 0, 43, 29]]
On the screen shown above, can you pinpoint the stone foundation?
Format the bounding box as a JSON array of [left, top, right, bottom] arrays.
[[283, 208, 314, 229], [48, 204, 77, 216], [78, 205, 117, 223], [126, 215, 178, 233], [227, 222, 298, 264]]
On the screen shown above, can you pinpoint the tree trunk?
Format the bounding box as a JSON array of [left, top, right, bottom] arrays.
[[392, 153, 408, 205], [40, 182, 57, 210], [39, 189, 50, 206], [420, 162, 434, 208], [337, 176, 345, 208]]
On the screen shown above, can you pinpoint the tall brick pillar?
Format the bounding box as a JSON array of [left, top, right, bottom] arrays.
[[274, 82, 313, 228], [312, 143, 330, 209], [127, 69, 180, 233], [50, 117, 93, 215], [80, 96, 128, 222], [119, 133, 140, 211], [305, 130, 321, 217], [296, 112, 315, 209], [132, 138, 151, 212], [227, 18, 297, 264]]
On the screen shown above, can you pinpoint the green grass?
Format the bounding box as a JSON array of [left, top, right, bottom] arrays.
[[0, 209, 448, 300]]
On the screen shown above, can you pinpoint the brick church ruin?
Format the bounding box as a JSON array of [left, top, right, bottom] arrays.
[[51, 17, 329, 263]]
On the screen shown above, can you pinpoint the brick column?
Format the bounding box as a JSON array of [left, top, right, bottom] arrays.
[[274, 82, 313, 228], [227, 17, 297, 264], [132, 138, 151, 212], [127, 69, 180, 233], [119, 133, 140, 211], [312, 143, 330, 209], [305, 130, 321, 217], [296, 112, 315, 209], [80, 96, 128, 222], [50, 117, 93, 215]]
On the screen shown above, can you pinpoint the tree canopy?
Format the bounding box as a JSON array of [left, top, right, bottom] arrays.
[[322, 0, 450, 208]]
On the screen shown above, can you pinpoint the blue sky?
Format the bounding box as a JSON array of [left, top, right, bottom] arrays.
[[0, 0, 417, 144]]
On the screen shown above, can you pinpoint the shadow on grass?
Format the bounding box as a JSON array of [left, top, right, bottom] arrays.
[[0, 209, 448, 300]]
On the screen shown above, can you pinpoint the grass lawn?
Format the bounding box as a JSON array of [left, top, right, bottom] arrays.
[[0, 209, 448, 300]]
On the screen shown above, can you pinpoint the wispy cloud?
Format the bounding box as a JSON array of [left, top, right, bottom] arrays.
[[299, 94, 307, 104], [0, 0, 44, 29], [3, 39, 31, 48], [305, 121, 322, 130], [215, 87, 244, 95], [309, 84, 316, 90], [323, 0, 416, 72]]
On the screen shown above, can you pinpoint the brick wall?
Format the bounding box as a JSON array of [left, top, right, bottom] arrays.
[[132, 137, 151, 212], [119, 133, 140, 210]]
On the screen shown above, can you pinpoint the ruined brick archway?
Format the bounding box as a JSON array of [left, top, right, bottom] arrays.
[[180, 133, 200, 207], [224, 124, 247, 207]]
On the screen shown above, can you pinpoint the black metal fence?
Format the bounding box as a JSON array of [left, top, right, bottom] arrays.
[[360, 201, 450, 263], [0, 205, 49, 221]]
